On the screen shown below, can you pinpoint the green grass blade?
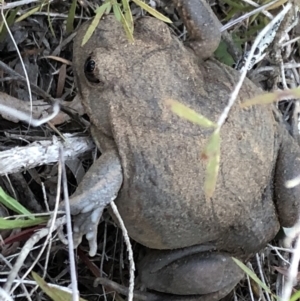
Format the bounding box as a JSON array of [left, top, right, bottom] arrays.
[[81, 2, 112, 46], [113, 1, 122, 22], [0, 187, 33, 217], [290, 290, 300, 301], [122, 0, 133, 34], [232, 257, 278, 299], [0, 8, 19, 42], [66, 0, 77, 33], [0, 216, 48, 229], [113, 2, 134, 42], [46, 1, 56, 38]]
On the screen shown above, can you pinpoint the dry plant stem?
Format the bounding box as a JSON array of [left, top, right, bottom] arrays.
[[268, 244, 290, 264], [0, 280, 36, 286], [0, 134, 94, 176], [60, 147, 79, 301], [0, 254, 31, 300], [0, 0, 52, 9], [1, 8, 33, 124], [246, 264, 255, 301], [256, 253, 271, 301], [10, 199, 62, 296], [95, 277, 148, 301], [0, 102, 60, 126], [280, 61, 288, 89], [27, 158, 63, 297], [221, 0, 279, 31], [110, 201, 135, 301], [240, 0, 273, 18], [283, 36, 300, 47], [217, 2, 292, 129], [100, 222, 107, 277], [100, 222, 108, 301], [0, 288, 13, 301], [281, 229, 300, 301], [3, 217, 66, 293]]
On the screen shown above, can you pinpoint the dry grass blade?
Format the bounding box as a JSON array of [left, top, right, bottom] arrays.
[[201, 130, 220, 198], [267, 0, 288, 10], [240, 87, 300, 108], [166, 99, 220, 197], [33, 272, 89, 301], [15, 4, 43, 23], [131, 0, 172, 23], [165, 99, 216, 128]]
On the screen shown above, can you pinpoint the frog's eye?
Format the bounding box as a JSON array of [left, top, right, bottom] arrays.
[[84, 57, 100, 84]]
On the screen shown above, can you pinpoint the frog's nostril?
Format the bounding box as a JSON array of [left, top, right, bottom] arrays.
[[84, 57, 101, 84]]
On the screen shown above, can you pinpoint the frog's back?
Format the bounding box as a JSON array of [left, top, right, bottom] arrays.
[[103, 17, 281, 254]]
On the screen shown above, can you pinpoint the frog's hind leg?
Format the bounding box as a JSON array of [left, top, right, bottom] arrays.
[[138, 247, 244, 301], [274, 127, 300, 228]]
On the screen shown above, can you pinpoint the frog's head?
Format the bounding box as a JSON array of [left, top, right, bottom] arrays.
[[72, 15, 173, 137]]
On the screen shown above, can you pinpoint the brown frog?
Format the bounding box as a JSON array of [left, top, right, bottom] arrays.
[[66, 0, 300, 300]]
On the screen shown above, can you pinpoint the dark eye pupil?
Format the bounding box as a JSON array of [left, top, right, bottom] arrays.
[[84, 56, 100, 83], [85, 59, 95, 73]]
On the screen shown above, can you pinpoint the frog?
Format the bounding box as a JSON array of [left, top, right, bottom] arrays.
[[64, 0, 300, 300]]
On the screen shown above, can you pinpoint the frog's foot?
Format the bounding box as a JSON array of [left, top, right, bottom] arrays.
[[173, 0, 221, 59], [60, 151, 123, 256], [139, 248, 244, 300], [72, 207, 104, 256]]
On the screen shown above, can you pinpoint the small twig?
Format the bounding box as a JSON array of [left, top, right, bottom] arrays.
[[0, 134, 94, 176], [240, 0, 273, 19], [246, 263, 256, 301], [60, 147, 79, 301], [0, 102, 60, 127], [0, 288, 13, 301], [267, 244, 291, 265], [281, 226, 300, 301], [4, 217, 66, 292], [1, 7, 33, 125], [217, 2, 292, 129], [256, 253, 271, 301], [110, 201, 135, 301], [94, 277, 149, 301], [0, 0, 52, 9], [221, 0, 279, 31], [0, 253, 31, 300], [100, 222, 108, 301]]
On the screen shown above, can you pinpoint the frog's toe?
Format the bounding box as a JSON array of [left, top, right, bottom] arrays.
[[73, 207, 104, 256]]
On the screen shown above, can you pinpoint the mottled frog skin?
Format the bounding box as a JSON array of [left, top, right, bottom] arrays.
[[65, 1, 300, 300]]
